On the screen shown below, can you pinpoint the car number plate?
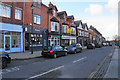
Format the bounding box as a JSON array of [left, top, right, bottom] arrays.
[[44, 51, 48, 52]]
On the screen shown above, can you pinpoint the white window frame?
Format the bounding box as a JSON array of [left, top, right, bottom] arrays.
[[0, 4, 11, 18], [53, 10, 56, 17], [51, 22, 59, 32], [15, 8, 22, 20], [71, 27, 75, 34], [34, 14, 41, 25]]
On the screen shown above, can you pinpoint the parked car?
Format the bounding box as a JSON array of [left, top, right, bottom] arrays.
[[66, 43, 82, 54], [103, 43, 107, 46], [95, 43, 102, 48], [87, 43, 95, 49], [0, 52, 11, 69], [109, 43, 112, 46], [42, 46, 68, 58]]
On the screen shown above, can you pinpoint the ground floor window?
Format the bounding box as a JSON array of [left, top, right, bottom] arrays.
[[0, 31, 22, 51], [49, 35, 60, 46], [71, 39, 76, 44], [61, 39, 69, 46]]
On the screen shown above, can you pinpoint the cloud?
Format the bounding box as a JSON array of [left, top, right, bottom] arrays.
[[105, 0, 119, 14], [82, 17, 118, 40], [85, 4, 103, 16]]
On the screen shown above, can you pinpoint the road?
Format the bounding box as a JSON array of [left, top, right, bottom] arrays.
[[2, 46, 114, 79]]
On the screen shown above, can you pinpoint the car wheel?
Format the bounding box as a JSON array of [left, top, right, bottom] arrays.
[[74, 50, 77, 54], [2, 58, 7, 69], [53, 54, 57, 58], [64, 52, 67, 56]]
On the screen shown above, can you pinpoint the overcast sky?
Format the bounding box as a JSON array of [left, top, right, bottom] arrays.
[[43, 0, 118, 40]]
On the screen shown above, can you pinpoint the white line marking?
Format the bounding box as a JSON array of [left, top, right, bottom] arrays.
[[27, 65, 64, 80], [73, 57, 87, 63]]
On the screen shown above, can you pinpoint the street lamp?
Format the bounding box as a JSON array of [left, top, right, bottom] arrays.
[[31, 4, 34, 54]]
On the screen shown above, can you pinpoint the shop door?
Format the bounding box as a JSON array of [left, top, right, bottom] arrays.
[[5, 36, 11, 51]]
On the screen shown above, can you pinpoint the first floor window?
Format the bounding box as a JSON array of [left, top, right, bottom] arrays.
[[0, 4, 11, 18], [15, 8, 22, 20], [34, 14, 41, 25]]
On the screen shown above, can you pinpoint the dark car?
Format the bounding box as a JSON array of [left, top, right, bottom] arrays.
[[0, 52, 11, 69], [66, 43, 82, 54], [87, 43, 95, 49], [95, 43, 102, 48], [42, 46, 68, 58]]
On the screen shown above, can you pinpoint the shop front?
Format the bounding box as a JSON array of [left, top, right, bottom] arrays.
[[77, 37, 84, 46], [0, 22, 23, 53], [48, 35, 60, 46], [61, 35, 70, 46], [24, 26, 48, 51], [70, 36, 76, 45]]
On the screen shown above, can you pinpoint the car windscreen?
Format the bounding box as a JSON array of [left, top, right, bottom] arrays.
[[71, 44, 76, 47], [44, 46, 52, 50]]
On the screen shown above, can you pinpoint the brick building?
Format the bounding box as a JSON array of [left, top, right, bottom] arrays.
[[23, 0, 48, 51], [75, 20, 85, 46], [57, 11, 70, 46], [47, 2, 61, 46], [0, 2, 24, 53]]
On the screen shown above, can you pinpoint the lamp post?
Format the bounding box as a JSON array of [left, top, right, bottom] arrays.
[[31, 4, 34, 54]]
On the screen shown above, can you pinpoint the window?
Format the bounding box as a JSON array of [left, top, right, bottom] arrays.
[[15, 8, 22, 20], [12, 36, 21, 48], [64, 14, 66, 21], [34, 0, 37, 6], [51, 22, 59, 32], [34, 14, 41, 24], [0, 4, 11, 18], [0, 35, 4, 48], [71, 27, 75, 34], [62, 25, 68, 33], [53, 10, 56, 17], [38, 0, 41, 8]]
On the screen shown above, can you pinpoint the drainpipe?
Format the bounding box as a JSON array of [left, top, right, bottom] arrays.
[[23, 0, 25, 52]]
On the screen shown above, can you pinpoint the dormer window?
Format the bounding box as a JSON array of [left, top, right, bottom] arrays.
[[38, 0, 41, 8], [72, 20, 74, 24], [53, 10, 56, 17], [64, 14, 66, 21], [34, 0, 37, 6]]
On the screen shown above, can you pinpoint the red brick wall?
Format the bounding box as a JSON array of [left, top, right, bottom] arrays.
[[48, 8, 60, 34], [24, 2, 48, 29], [1, 2, 23, 25]]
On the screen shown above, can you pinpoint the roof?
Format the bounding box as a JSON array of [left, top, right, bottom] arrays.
[[48, 5, 58, 11], [71, 24, 76, 27], [74, 20, 82, 27], [90, 27, 102, 35], [57, 11, 67, 16], [67, 15, 74, 19], [50, 17, 59, 23], [62, 21, 68, 25], [83, 23, 89, 30]]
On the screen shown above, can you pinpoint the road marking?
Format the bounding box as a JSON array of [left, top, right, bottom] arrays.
[[73, 57, 87, 63], [26, 65, 64, 80], [2, 66, 21, 74]]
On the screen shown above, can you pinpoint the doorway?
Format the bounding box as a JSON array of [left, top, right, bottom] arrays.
[[5, 36, 11, 52]]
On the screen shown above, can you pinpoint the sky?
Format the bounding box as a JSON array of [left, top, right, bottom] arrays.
[[43, 0, 119, 40]]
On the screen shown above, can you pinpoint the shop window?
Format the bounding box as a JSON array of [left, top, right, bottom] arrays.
[[5, 31, 10, 35], [12, 36, 21, 48], [0, 35, 4, 48], [34, 0, 37, 6]]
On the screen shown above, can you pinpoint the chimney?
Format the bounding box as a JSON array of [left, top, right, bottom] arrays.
[[40, 0, 42, 3], [48, 2, 53, 7]]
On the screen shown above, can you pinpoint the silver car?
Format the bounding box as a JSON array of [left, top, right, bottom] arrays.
[[66, 43, 82, 54]]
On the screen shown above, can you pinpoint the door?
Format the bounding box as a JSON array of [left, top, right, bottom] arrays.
[[5, 36, 11, 52]]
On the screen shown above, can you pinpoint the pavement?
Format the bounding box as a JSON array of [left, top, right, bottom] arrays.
[[9, 46, 87, 60], [104, 46, 118, 78]]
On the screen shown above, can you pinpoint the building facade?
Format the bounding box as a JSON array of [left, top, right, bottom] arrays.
[[0, 2, 24, 53], [75, 20, 84, 46], [47, 2, 60, 46], [57, 11, 70, 46], [23, 0, 48, 51], [67, 15, 76, 45]]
